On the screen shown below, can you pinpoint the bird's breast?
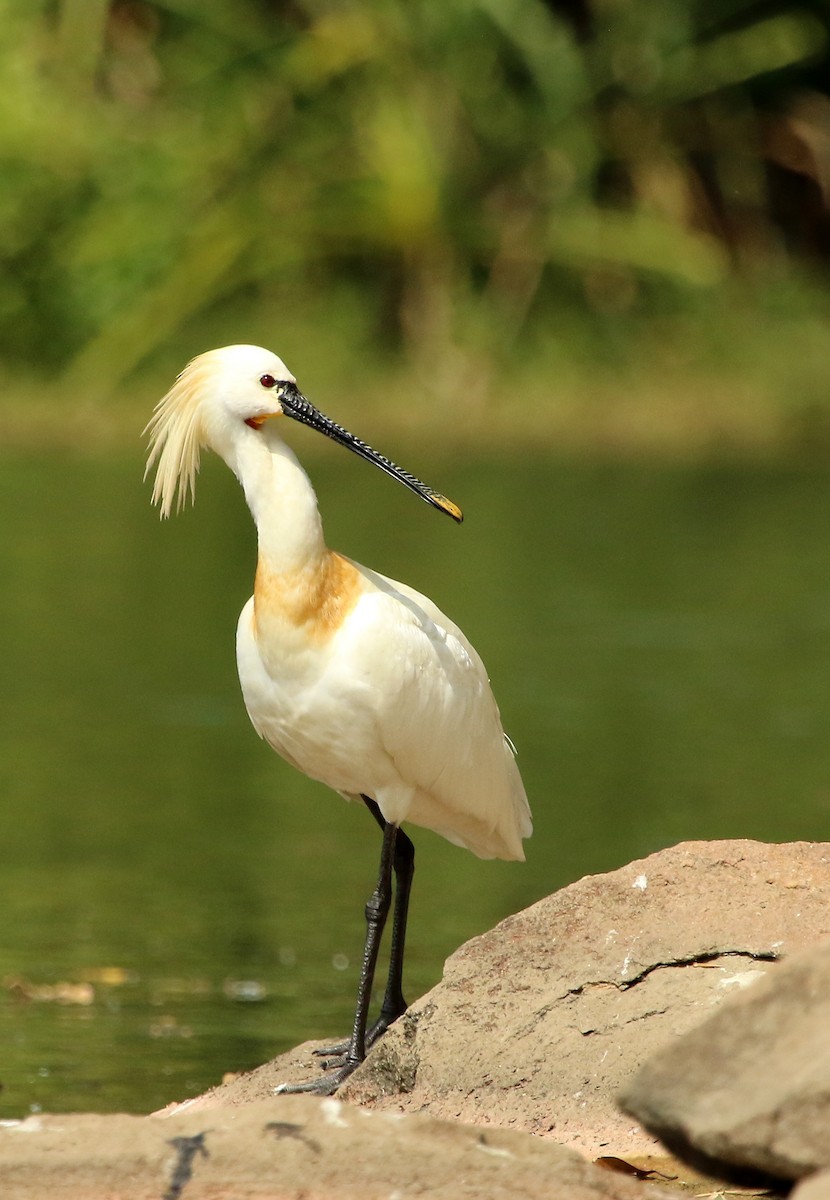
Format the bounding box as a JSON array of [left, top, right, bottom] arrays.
[[253, 550, 364, 650]]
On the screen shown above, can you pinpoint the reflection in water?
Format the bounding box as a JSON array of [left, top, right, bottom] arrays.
[[0, 452, 829, 1114]]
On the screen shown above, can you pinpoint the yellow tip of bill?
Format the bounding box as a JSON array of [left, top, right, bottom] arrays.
[[434, 494, 464, 523]]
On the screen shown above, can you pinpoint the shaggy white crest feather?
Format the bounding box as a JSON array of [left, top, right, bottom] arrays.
[[143, 356, 210, 518]]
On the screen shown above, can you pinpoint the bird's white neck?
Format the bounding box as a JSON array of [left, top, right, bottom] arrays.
[[229, 427, 327, 574]]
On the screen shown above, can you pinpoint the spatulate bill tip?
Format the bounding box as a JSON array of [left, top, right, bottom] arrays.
[[432, 493, 463, 523]]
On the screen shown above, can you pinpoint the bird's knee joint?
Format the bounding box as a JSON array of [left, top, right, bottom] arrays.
[[365, 893, 391, 924]]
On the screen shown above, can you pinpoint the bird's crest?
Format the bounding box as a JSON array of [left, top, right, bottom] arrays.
[[143, 354, 214, 518]]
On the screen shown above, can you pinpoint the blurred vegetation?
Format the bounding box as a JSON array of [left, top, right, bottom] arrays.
[[2, 0, 830, 453]]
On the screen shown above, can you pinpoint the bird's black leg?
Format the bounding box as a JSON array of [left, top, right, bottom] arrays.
[[279, 809, 398, 1095], [348, 813, 398, 1063], [363, 796, 414, 1043], [313, 796, 414, 1060]]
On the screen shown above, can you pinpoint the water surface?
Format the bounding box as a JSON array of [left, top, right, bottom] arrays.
[[1, 449, 828, 1115]]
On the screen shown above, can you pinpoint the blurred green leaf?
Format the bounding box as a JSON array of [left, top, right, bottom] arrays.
[[0, 0, 825, 430]]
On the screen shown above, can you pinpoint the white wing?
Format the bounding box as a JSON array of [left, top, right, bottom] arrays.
[[332, 563, 532, 860]]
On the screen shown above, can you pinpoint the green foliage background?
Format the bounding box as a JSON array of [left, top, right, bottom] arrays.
[[2, 0, 830, 452]]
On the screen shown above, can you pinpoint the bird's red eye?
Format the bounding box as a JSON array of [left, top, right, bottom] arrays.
[[259, 374, 277, 389]]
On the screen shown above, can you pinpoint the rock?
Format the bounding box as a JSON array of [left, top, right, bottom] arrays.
[[169, 839, 830, 1161], [0, 1094, 676, 1200], [794, 1169, 830, 1200], [618, 940, 830, 1184], [8, 839, 827, 1197]]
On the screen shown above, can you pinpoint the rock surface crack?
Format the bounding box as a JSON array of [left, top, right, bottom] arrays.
[[616, 947, 779, 991]]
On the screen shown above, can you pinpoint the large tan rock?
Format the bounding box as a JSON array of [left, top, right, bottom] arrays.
[[6, 839, 829, 1198], [619, 940, 830, 1184], [176, 840, 830, 1160], [0, 1094, 674, 1200]]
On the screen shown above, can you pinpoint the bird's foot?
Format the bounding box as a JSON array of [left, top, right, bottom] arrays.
[[275, 1057, 361, 1097], [312, 1009, 400, 1060]]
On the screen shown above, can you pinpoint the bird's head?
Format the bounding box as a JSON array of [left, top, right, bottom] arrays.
[[144, 345, 294, 517], [145, 344, 463, 523]]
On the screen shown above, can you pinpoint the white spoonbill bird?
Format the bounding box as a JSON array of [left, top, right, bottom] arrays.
[[145, 344, 532, 1094]]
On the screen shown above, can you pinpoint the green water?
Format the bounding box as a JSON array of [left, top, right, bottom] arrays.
[[1, 448, 829, 1116]]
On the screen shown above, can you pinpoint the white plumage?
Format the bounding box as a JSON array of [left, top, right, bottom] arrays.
[[237, 558, 529, 859], [145, 343, 531, 1091]]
